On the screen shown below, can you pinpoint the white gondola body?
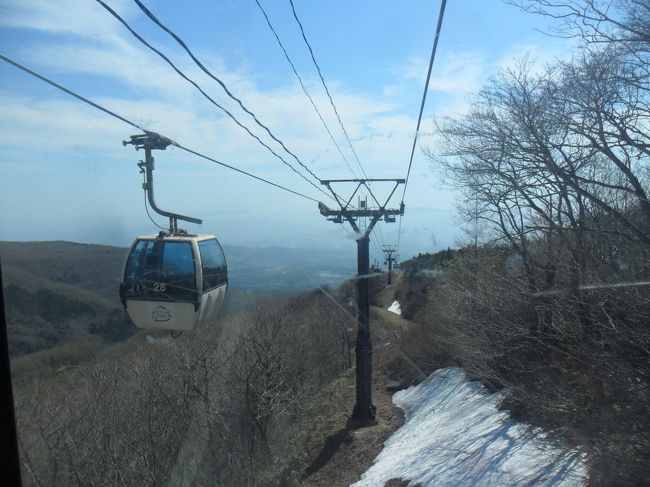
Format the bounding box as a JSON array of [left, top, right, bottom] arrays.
[[120, 234, 227, 331]]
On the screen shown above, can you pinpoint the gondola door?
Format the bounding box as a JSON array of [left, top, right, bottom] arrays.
[[196, 238, 228, 328]]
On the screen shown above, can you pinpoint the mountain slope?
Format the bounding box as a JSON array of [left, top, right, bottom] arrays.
[[3, 264, 129, 357], [0, 240, 127, 302]]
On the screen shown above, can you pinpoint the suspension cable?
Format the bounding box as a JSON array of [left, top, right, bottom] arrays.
[[131, 0, 326, 186], [401, 0, 447, 200], [398, 0, 447, 249], [0, 53, 322, 203], [173, 143, 320, 202], [0, 54, 145, 132], [96, 0, 331, 201], [254, 0, 359, 180], [288, 0, 369, 180]]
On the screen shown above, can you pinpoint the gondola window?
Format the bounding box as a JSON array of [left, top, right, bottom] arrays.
[[160, 241, 197, 299], [199, 239, 228, 291]]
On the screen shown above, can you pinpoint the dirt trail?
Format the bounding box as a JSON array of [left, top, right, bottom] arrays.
[[371, 306, 412, 334], [301, 291, 416, 487]]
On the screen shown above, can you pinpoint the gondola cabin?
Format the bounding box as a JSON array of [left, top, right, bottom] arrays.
[[120, 233, 228, 331]]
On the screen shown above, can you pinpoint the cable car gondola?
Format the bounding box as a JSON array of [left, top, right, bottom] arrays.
[[120, 232, 227, 331], [119, 133, 228, 331]]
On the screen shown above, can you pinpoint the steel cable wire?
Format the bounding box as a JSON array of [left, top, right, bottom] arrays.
[[398, 0, 447, 249], [254, 0, 360, 180], [132, 0, 326, 186], [288, 0, 369, 180], [0, 53, 322, 203], [96, 0, 332, 201]]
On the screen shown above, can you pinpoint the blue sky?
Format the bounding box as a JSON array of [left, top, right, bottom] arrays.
[[0, 0, 572, 260]]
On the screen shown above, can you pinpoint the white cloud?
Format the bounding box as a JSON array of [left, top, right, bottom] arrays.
[[383, 84, 399, 97], [3, 2, 541, 224], [0, 0, 428, 182], [2, 0, 256, 103], [396, 51, 486, 94], [22, 42, 194, 98], [0, 0, 410, 183], [0, 0, 136, 43], [0, 93, 127, 151], [428, 51, 485, 94]]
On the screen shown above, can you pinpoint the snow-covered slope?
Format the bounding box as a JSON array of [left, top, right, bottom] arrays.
[[353, 368, 587, 487], [387, 300, 402, 315]]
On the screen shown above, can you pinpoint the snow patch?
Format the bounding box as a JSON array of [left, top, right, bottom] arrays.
[[387, 300, 402, 315], [352, 368, 587, 487]]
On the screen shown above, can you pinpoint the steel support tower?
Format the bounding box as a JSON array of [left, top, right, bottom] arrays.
[[319, 179, 404, 425], [382, 245, 398, 285]]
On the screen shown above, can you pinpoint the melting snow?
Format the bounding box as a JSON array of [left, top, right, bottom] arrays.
[[352, 368, 587, 487], [388, 300, 402, 315]]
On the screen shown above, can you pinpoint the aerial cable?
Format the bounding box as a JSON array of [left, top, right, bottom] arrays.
[[0, 53, 321, 204], [288, 0, 368, 180], [173, 143, 320, 202], [374, 230, 387, 256], [0, 54, 146, 133], [254, 0, 360, 180], [398, 0, 447, 249], [96, 0, 332, 202], [371, 234, 383, 260], [401, 0, 447, 200], [131, 0, 326, 188], [375, 223, 388, 249]]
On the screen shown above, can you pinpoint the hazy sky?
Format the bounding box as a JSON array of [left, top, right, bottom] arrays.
[[0, 0, 572, 260]]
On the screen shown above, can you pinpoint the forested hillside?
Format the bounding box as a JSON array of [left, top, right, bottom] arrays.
[[7, 238, 646, 485], [397, 246, 650, 485], [1, 240, 373, 485], [10, 286, 359, 486], [395, 2, 650, 482], [1, 242, 132, 356], [0, 241, 127, 302]]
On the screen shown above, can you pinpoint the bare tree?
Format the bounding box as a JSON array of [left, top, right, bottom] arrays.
[[510, 0, 650, 46]]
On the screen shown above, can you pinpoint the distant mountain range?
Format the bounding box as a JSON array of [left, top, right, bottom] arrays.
[[1, 207, 459, 260]]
